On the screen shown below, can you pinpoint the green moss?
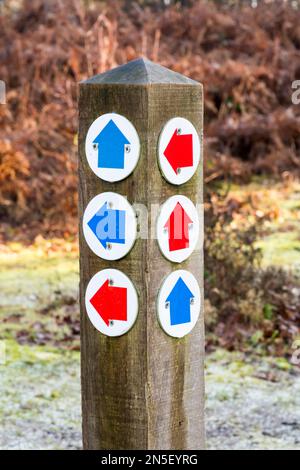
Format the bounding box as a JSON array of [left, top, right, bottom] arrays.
[[263, 303, 274, 320], [274, 357, 292, 372], [1, 338, 78, 365], [256, 232, 300, 270], [250, 330, 264, 345]]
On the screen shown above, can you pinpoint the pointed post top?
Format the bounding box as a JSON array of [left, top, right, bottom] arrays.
[[81, 57, 199, 86]]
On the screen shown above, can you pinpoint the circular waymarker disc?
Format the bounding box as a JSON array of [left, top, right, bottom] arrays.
[[158, 117, 201, 185], [85, 113, 140, 182], [156, 195, 200, 263], [83, 192, 137, 260], [157, 270, 201, 338], [85, 269, 138, 337]]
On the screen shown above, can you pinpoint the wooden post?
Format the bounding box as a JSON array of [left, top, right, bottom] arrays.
[[78, 58, 205, 450]]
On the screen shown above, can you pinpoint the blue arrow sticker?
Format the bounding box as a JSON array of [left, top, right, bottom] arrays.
[[88, 202, 126, 249], [93, 119, 130, 169], [166, 277, 194, 326]]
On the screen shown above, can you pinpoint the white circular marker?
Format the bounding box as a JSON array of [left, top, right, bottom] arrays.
[[85, 113, 140, 182], [85, 269, 138, 337], [83, 192, 137, 260], [156, 195, 199, 263], [158, 117, 201, 185], [157, 270, 201, 338]]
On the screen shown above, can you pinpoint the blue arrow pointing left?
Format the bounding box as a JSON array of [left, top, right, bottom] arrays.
[[166, 277, 194, 326], [93, 119, 130, 169], [88, 202, 126, 249]]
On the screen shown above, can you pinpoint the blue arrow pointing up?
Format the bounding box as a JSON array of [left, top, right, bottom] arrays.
[[87, 202, 126, 249], [93, 119, 130, 169], [166, 277, 194, 326]]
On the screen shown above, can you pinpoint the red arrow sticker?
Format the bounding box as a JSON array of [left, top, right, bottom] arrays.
[[85, 269, 138, 337], [157, 195, 200, 263], [164, 202, 192, 251], [163, 129, 193, 174], [158, 117, 201, 185], [90, 279, 127, 326]]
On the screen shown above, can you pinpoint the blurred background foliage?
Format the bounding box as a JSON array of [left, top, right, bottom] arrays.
[[0, 0, 300, 356]]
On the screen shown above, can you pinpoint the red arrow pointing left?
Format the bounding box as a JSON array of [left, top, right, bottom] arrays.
[[90, 279, 127, 326], [164, 129, 193, 174], [164, 202, 193, 252]]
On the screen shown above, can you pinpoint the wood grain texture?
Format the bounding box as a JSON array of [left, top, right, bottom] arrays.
[[79, 59, 205, 450]]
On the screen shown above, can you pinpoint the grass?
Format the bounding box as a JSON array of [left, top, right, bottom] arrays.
[[224, 178, 300, 273], [0, 338, 81, 450], [0, 238, 79, 347]]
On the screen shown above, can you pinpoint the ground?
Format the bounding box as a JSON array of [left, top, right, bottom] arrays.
[[206, 350, 300, 449], [0, 180, 300, 450], [0, 341, 81, 450], [1, 342, 299, 450]]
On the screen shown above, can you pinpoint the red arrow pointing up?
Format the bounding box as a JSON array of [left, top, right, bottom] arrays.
[[164, 202, 193, 252], [90, 279, 127, 326], [164, 129, 193, 174]]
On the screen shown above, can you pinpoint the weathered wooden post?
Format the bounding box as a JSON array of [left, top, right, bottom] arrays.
[[78, 58, 205, 450]]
